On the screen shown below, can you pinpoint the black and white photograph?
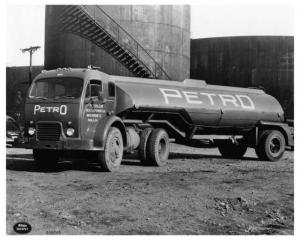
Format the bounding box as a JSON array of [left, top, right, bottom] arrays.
[[4, 0, 295, 236]]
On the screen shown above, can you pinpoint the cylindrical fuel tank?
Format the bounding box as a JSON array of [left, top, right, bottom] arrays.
[[45, 5, 190, 81], [113, 76, 284, 128], [126, 127, 140, 151]]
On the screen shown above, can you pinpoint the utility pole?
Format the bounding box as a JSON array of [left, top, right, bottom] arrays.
[[20, 46, 40, 84]]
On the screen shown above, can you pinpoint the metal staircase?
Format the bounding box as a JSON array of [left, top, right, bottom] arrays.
[[56, 5, 171, 79]]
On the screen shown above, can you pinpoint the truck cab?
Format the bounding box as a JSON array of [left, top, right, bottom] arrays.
[[24, 67, 127, 171]]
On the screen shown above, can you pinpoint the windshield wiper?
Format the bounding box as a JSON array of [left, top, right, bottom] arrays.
[[54, 96, 75, 99], [34, 96, 47, 100]]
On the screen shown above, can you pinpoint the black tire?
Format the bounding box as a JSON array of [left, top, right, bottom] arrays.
[[255, 130, 285, 162], [147, 128, 170, 166], [138, 128, 153, 165], [33, 149, 59, 170], [98, 127, 124, 172], [217, 140, 247, 159]]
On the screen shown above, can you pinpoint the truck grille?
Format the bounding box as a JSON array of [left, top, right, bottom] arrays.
[[37, 122, 61, 141]]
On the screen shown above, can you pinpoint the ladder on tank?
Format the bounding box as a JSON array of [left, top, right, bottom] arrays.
[[56, 5, 171, 79]]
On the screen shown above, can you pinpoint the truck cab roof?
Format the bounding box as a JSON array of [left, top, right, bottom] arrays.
[[35, 68, 110, 82]]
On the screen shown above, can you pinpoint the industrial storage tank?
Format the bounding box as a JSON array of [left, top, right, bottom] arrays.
[[190, 36, 294, 119], [45, 5, 190, 81]]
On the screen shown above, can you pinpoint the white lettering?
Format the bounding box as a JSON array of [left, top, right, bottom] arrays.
[[159, 88, 182, 104], [33, 104, 68, 115], [33, 105, 40, 115], [60, 105, 67, 115], [236, 95, 255, 110], [200, 93, 217, 105], [158, 88, 256, 110], [182, 91, 203, 104], [219, 94, 239, 107]]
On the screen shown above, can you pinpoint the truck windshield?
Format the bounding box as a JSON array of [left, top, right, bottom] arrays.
[[29, 78, 83, 99]]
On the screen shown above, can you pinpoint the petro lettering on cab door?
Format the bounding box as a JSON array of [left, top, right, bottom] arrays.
[[33, 105, 68, 115]]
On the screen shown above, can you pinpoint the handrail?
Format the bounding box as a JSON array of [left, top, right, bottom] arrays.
[[77, 5, 171, 80], [75, 5, 156, 78], [73, 6, 154, 77]]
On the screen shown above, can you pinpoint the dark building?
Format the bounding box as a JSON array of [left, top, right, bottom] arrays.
[[6, 66, 44, 120], [190, 36, 294, 119]]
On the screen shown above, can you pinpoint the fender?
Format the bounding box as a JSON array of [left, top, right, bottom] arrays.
[[93, 115, 127, 149], [257, 121, 293, 146]]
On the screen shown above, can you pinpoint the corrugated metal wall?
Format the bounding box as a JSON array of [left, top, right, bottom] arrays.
[[190, 36, 294, 119]]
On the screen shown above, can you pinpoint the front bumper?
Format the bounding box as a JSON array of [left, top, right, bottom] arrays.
[[17, 137, 103, 151]]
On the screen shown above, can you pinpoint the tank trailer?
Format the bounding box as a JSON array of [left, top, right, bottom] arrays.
[[22, 67, 293, 171]]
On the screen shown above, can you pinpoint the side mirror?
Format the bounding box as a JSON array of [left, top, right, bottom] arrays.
[[84, 97, 94, 105]]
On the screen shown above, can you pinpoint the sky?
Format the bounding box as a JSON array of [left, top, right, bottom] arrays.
[[6, 5, 294, 66]]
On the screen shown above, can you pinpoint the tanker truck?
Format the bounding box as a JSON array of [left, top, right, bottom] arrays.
[[22, 66, 293, 171]]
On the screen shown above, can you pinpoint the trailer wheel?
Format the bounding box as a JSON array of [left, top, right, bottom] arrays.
[[33, 149, 59, 171], [255, 130, 285, 161], [99, 127, 124, 172], [138, 128, 153, 165], [217, 140, 247, 159], [147, 128, 170, 166]]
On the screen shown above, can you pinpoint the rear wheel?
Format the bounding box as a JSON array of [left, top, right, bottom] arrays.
[[255, 130, 285, 161], [99, 127, 124, 172], [33, 149, 59, 170], [138, 128, 153, 165], [217, 140, 247, 159], [147, 128, 170, 166]]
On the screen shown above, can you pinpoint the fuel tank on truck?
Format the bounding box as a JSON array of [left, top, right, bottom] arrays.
[[113, 76, 285, 128]]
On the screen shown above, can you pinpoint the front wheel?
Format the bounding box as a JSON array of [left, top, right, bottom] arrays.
[[255, 130, 286, 162], [98, 127, 124, 172], [33, 149, 59, 170], [217, 140, 247, 159]]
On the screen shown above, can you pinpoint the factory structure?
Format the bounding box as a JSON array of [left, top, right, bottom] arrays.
[[6, 5, 294, 121]]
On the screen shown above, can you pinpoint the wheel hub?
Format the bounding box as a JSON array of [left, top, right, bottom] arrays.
[[158, 139, 166, 159], [269, 137, 281, 154], [109, 136, 121, 164]]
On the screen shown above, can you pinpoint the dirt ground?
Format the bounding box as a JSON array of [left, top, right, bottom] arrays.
[[6, 144, 294, 235]]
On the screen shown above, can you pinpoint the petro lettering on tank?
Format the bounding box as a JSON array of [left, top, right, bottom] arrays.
[[159, 88, 255, 110]]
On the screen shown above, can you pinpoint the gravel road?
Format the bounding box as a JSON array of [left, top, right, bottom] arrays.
[[6, 144, 294, 235]]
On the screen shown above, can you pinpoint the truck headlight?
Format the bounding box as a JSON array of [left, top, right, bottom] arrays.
[[28, 127, 36, 136], [66, 127, 75, 137]]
